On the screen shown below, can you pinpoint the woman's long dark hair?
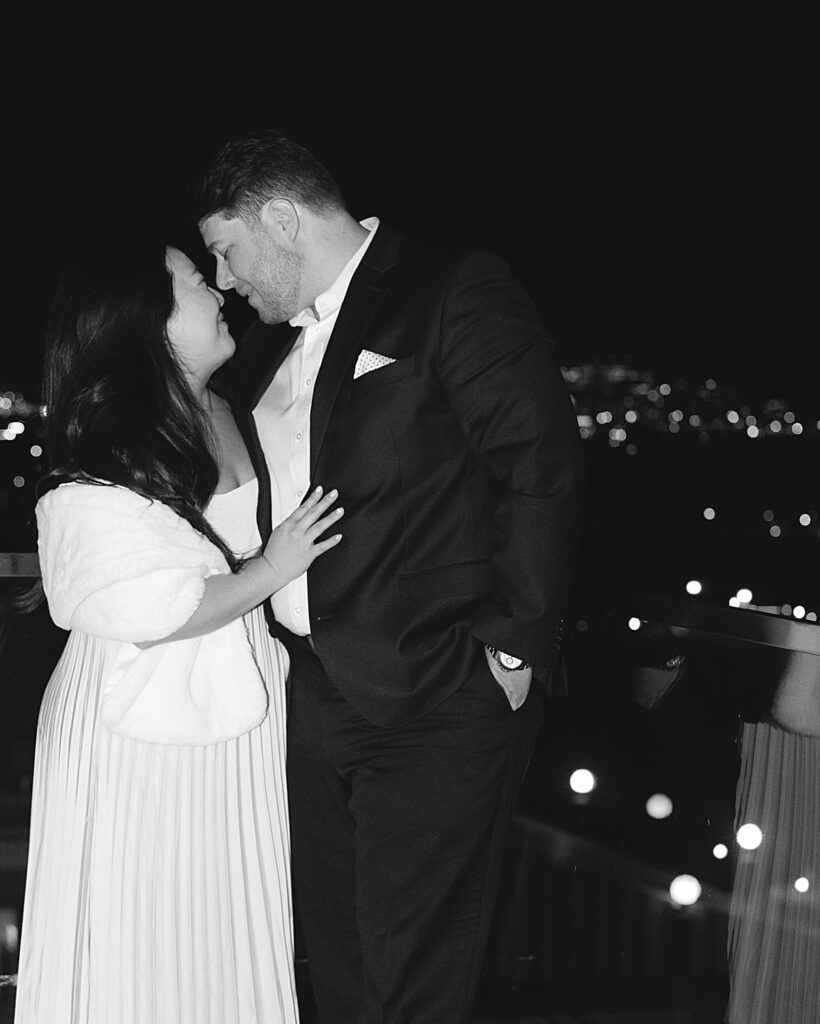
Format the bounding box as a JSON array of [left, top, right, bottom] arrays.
[[2, 237, 241, 621], [39, 237, 240, 570]]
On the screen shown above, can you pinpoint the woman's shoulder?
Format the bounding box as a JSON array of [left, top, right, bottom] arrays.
[[38, 479, 146, 512], [36, 479, 181, 529], [35, 478, 221, 574]]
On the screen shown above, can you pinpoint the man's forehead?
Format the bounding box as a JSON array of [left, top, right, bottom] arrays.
[[201, 213, 241, 246]]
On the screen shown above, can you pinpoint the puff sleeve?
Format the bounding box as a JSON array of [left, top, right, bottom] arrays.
[[36, 482, 225, 642], [35, 482, 268, 745]]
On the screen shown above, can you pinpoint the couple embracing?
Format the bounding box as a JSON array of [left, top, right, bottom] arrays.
[[15, 130, 585, 1024]]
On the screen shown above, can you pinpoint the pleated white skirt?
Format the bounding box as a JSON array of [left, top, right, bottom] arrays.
[[14, 606, 299, 1024], [726, 720, 820, 1024]]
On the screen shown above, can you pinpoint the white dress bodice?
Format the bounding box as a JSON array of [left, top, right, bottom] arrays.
[[206, 477, 262, 558]]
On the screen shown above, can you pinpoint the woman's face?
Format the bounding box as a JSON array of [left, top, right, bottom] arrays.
[[166, 247, 235, 386]]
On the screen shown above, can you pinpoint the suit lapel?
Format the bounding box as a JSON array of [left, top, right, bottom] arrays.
[[309, 226, 401, 478], [234, 404, 272, 541]]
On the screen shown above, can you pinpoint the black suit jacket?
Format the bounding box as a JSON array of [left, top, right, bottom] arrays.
[[232, 223, 586, 727]]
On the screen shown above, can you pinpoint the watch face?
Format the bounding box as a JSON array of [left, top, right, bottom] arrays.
[[499, 652, 523, 669]]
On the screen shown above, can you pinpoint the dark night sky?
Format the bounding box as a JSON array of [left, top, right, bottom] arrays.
[[4, 29, 817, 412]]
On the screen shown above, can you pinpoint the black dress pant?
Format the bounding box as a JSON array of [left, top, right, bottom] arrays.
[[286, 641, 544, 1024]]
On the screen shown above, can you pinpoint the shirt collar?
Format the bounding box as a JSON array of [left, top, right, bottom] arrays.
[[290, 217, 380, 328]]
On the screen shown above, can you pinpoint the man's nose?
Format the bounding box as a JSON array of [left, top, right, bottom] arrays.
[[216, 262, 235, 290]]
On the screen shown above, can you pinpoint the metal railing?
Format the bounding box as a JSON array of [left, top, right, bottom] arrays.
[[601, 585, 820, 656], [0, 554, 39, 579]]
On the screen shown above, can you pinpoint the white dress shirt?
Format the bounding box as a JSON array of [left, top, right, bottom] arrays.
[[253, 217, 380, 635]]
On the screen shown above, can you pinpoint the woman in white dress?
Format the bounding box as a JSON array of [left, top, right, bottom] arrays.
[[14, 241, 343, 1023]]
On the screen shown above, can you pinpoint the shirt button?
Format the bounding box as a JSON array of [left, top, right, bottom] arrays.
[[297, 490, 304, 498], [294, 606, 302, 615], [296, 432, 303, 440], [305, 377, 312, 386]]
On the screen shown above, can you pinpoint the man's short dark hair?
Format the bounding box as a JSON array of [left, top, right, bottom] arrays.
[[189, 129, 346, 226]]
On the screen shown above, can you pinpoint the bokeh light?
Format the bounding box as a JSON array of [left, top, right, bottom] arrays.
[[669, 874, 701, 906], [736, 823, 763, 850], [645, 794, 673, 819], [569, 769, 596, 794]]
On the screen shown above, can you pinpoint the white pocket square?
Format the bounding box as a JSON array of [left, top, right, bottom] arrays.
[[354, 350, 396, 379]]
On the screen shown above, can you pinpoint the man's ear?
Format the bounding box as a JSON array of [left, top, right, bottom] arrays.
[[259, 198, 300, 242]]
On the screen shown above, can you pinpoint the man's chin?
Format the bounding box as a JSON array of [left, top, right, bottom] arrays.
[[256, 307, 291, 326], [257, 311, 287, 326]]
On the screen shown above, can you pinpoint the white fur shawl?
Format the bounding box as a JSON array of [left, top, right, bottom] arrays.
[[36, 482, 268, 745]]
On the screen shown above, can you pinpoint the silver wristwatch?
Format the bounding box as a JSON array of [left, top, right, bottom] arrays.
[[485, 645, 530, 672]]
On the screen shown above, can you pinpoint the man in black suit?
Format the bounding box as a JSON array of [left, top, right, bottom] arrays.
[[192, 130, 586, 1024]]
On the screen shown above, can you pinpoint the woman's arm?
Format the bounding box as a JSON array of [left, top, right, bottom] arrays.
[[136, 486, 343, 647]]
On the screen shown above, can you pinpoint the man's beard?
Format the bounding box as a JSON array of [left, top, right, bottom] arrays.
[[251, 234, 304, 324]]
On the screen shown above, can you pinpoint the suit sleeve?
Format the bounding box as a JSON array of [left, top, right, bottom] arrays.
[[437, 251, 587, 670]]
